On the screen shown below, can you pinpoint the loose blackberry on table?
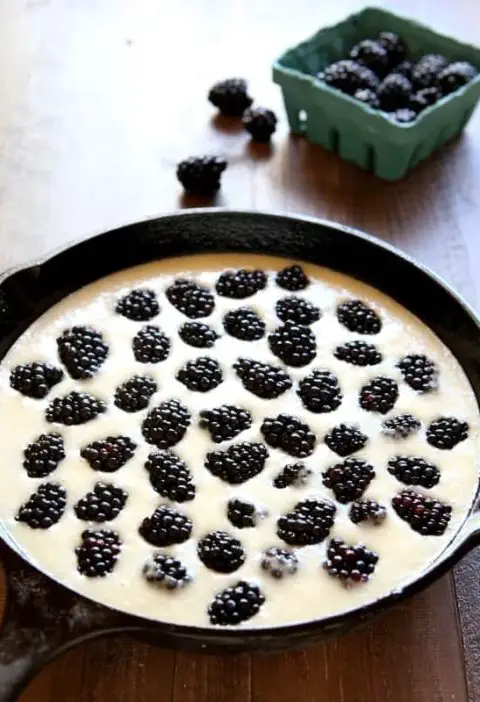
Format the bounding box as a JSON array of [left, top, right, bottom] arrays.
[[81, 435, 136, 472], [205, 441, 268, 484], [223, 307, 265, 341], [277, 498, 336, 546], [261, 547, 299, 579], [143, 553, 191, 590], [233, 357, 292, 399], [334, 340, 382, 366], [16, 482, 67, 529], [392, 490, 452, 535], [426, 416, 469, 450], [261, 414, 316, 458], [323, 457, 375, 504], [208, 581, 265, 626], [387, 456, 440, 489], [132, 325, 171, 363], [57, 326, 109, 380], [23, 432, 65, 478], [215, 268, 267, 299], [139, 505, 192, 546], [273, 462, 311, 489], [46, 391, 106, 426], [337, 299, 381, 334], [382, 414, 421, 439], [176, 356, 223, 392], [275, 264, 309, 291], [115, 288, 159, 322], [74, 482, 128, 522], [10, 362, 63, 399], [166, 278, 215, 319], [145, 450, 196, 502], [324, 538, 379, 583], [76, 529, 122, 577], [275, 296, 321, 326], [208, 78, 253, 117], [297, 369, 342, 413], [268, 322, 317, 367], [198, 530, 246, 573], [114, 375, 157, 412], [142, 400, 191, 449], [359, 376, 398, 414], [398, 353, 438, 393], [324, 423, 368, 457], [349, 499, 387, 525], [176, 156, 227, 197], [227, 498, 265, 529], [199, 404, 252, 443], [178, 321, 219, 348], [242, 107, 278, 142]]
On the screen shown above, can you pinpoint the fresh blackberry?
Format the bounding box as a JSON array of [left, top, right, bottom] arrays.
[[81, 435, 136, 472], [198, 530, 246, 573], [10, 362, 63, 399], [410, 86, 441, 112], [324, 538, 378, 583], [227, 498, 265, 529], [268, 323, 316, 367], [323, 457, 375, 503], [359, 376, 398, 414], [391, 108, 417, 123], [145, 450, 196, 502], [277, 498, 336, 546], [324, 423, 368, 457], [334, 340, 382, 366], [354, 88, 380, 108], [233, 357, 292, 399], [23, 433, 65, 478], [208, 78, 253, 117], [205, 441, 268, 484], [242, 107, 277, 142], [74, 482, 128, 522], [297, 369, 342, 414], [377, 73, 413, 111], [275, 296, 320, 326], [176, 356, 223, 392], [273, 462, 312, 489], [132, 325, 171, 363], [275, 264, 309, 291], [412, 54, 448, 89], [388, 455, 440, 488], [398, 353, 438, 392], [46, 391, 106, 425], [223, 307, 265, 341], [142, 400, 191, 449], [114, 375, 157, 412], [199, 404, 252, 443], [349, 39, 388, 75], [438, 61, 477, 95], [426, 417, 469, 450], [143, 553, 191, 589], [319, 59, 379, 95], [349, 499, 387, 525], [115, 288, 159, 322], [394, 60, 414, 80], [392, 489, 451, 535], [382, 414, 421, 439], [179, 322, 219, 348], [261, 414, 316, 458], [378, 31, 407, 68], [76, 529, 122, 577], [337, 299, 381, 334], [208, 581, 265, 626], [16, 482, 66, 529], [215, 269, 267, 299], [176, 156, 227, 196], [57, 326, 109, 380], [166, 278, 215, 319], [261, 547, 298, 579], [139, 505, 192, 546]]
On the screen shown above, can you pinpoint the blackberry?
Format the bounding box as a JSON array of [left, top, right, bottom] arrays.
[[143, 553, 191, 589], [227, 498, 265, 529], [233, 357, 292, 399], [208, 78, 253, 117], [208, 581, 265, 626], [319, 59, 379, 95], [334, 340, 382, 366], [133, 325, 171, 363], [145, 450, 195, 502], [412, 54, 448, 89], [205, 442, 268, 484], [215, 269, 267, 299], [354, 88, 380, 108], [388, 455, 440, 489], [273, 462, 312, 489], [359, 376, 399, 414], [142, 400, 191, 449], [242, 107, 277, 142], [10, 362, 63, 399], [275, 296, 321, 326], [16, 482, 66, 529], [323, 457, 375, 503], [261, 547, 298, 579], [223, 307, 265, 341], [275, 264, 309, 291], [382, 414, 421, 439], [410, 87, 441, 112], [349, 39, 388, 75], [115, 288, 159, 322], [378, 31, 407, 68], [46, 391, 106, 425], [426, 417, 469, 450], [398, 353, 438, 392], [392, 489, 451, 535], [391, 108, 417, 124], [261, 414, 316, 458], [268, 323, 317, 367], [377, 73, 413, 111], [176, 356, 223, 392], [324, 538, 378, 583], [114, 375, 157, 412], [166, 278, 215, 319], [23, 432, 65, 478], [57, 326, 109, 379], [337, 299, 381, 334], [199, 404, 252, 443], [74, 482, 128, 522], [395, 60, 414, 80], [324, 423, 368, 457], [277, 498, 336, 546], [198, 530, 246, 573], [81, 435, 136, 472], [179, 321, 219, 348], [139, 505, 192, 546], [349, 499, 387, 525], [76, 529, 122, 577], [297, 369, 342, 413], [438, 61, 477, 95], [176, 156, 227, 196]]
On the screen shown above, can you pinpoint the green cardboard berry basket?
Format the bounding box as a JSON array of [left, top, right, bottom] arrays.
[[272, 6, 480, 181]]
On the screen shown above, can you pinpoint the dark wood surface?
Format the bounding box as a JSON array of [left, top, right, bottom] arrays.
[[0, 0, 478, 699]]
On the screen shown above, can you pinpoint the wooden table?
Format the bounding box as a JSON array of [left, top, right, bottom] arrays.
[[0, 0, 478, 699]]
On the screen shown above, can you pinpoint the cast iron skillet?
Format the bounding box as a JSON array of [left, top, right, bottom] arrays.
[[0, 210, 479, 701]]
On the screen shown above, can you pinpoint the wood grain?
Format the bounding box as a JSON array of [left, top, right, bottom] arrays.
[[0, 0, 477, 699]]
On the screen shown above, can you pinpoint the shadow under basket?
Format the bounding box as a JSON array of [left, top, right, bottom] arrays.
[[272, 6, 480, 181]]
